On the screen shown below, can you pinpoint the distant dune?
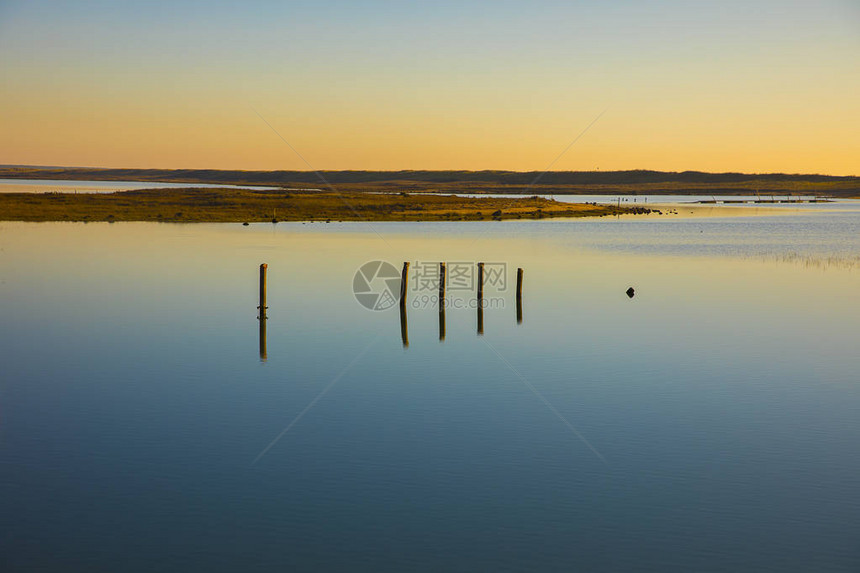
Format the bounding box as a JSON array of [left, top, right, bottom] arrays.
[[2, 167, 858, 197]]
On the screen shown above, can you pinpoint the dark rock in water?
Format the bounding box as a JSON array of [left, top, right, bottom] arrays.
[[626, 287, 635, 298], [242, 222, 249, 226]]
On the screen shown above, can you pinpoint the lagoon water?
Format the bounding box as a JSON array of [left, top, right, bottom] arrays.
[[1, 205, 859, 571], [0, 178, 279, 194]]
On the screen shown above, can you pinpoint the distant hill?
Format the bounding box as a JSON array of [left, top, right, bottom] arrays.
[[2, 167, 858, 196]]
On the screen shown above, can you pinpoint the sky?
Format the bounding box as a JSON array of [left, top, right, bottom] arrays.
[[1, 0, 858, 174]]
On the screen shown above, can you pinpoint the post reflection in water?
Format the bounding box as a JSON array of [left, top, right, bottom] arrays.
[[258, 314, 268, 361], [400, 303, 409, 348], [439, 262, 446, 342], [516, 296, 522, 325], [477, 262, 484, 336]]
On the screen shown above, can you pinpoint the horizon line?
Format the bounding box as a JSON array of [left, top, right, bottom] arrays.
[[2, 165, 858, 178]]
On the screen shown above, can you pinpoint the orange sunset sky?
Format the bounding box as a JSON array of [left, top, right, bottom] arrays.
[[1, 0, 858, 174]]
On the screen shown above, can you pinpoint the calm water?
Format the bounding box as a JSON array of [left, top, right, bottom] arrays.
[[1, 206, 859, 571], [0, 178, 279, 193], [446, 192, 840, 208]]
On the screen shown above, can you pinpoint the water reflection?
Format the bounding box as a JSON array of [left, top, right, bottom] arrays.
[[258, 314, 268, 361], [4, 222, 860, 572], [399, 303, 409, 348], [748, 253, 860, 271], [477, 262, 485, 336], [439, 262, 446, 342]]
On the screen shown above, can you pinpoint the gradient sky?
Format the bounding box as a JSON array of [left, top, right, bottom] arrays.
[[1, 0, 858, 173]]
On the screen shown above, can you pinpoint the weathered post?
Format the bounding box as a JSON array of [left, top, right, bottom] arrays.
[[516, 267, 523, 325], [400, 262, 410, 308], [258, 263, 268, 318], [258, 263, 268, 360], [516, 267, 523, 300], [439, 262, 446, 307]]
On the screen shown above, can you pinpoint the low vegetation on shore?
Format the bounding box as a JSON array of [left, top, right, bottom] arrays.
[[0, 188, 649, 223]]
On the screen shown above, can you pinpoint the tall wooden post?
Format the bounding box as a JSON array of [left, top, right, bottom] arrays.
[[258, 263, 268, 360], [258, 263, 268, 318], [400, 262, 410, 308], [516, 267, 523, 300], [516, 267, 523, 325], [439, 262, 446, 307]]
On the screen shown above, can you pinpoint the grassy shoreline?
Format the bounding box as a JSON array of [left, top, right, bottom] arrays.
[[0, 188, 652, 223]]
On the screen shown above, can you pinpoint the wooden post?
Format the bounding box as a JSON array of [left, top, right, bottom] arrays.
[[516, 267, 523, 325], [400, 262, 410, 308], [516, 267, 523, 300], [258, 263, 268, 318], [258, 263, 268, 360]]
